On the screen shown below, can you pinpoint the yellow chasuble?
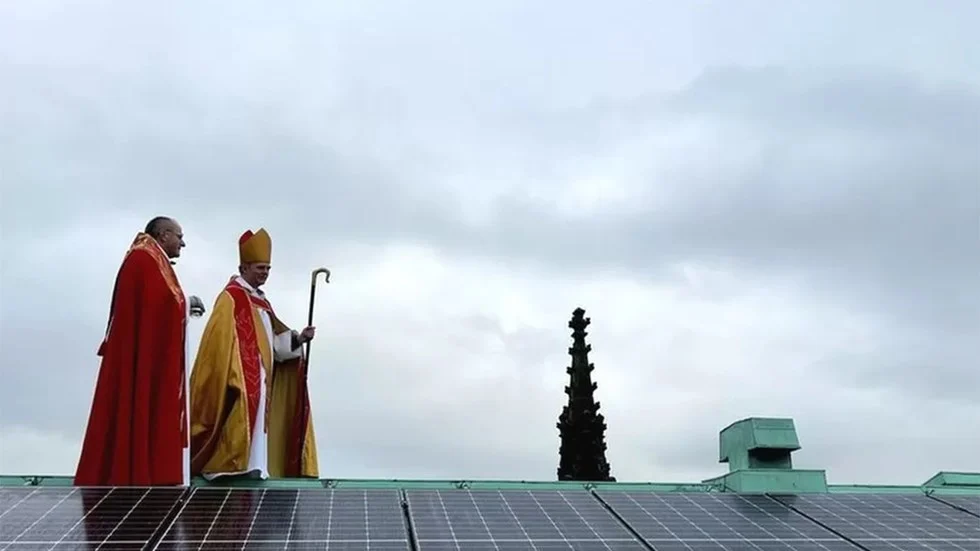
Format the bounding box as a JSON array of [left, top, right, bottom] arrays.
[[189, 276, 318, 479]]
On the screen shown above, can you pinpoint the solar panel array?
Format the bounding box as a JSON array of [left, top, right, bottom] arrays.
[[156, 488, 410, 550], [933, 495, 980, 517], [1, 486, 977, 550], [773, 493, 980, 551], [596, 491, 858, 550], [0, 486, 182, 549], [406, 489, 646, 549]]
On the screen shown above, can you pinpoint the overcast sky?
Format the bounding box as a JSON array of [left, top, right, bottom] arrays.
[[1, 1, 978, 485]]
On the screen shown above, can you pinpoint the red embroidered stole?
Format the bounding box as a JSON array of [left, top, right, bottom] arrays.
[[224, 279, 275, 437]]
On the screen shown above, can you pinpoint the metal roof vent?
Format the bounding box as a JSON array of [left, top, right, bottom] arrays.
[[703, 417, 829, 493]]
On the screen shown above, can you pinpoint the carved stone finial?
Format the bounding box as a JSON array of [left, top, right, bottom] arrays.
[[557, 307, 614, 482]]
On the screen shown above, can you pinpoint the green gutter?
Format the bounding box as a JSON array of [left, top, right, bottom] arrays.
[[828, 484, 933, 494], [0, 475, 74, 487], [2, 475, 977, 495]]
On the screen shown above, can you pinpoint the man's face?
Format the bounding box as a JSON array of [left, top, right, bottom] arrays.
[[241, 262, 271, 288], [158, 221, 185, 259]]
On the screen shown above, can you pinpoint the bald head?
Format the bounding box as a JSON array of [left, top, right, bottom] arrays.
[[145, 216, 172, 237], [144, 216, 185, 259]]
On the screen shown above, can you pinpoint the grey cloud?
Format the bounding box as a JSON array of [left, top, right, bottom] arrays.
[[1, 322, 105, 435], [668, 67, 980, 141], [819, 328, 980, 405], [427, 68, 980, 403]]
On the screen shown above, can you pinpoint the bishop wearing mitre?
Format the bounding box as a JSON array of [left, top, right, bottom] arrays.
[[189, 228, 319, 480]]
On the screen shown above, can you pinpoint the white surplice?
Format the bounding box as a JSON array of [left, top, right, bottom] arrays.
[[203, 276, 302, 481], [182, 296, 191, 486]]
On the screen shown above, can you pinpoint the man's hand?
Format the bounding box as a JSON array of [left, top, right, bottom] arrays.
[[298, 326, 316, 344], [189, 295, 206, 318]]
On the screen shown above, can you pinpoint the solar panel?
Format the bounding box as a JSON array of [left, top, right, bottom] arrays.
[[405, 489, 647, 550], [595, 490, 856, 550], [0, 486, 183, 549], [774, 493, 980, 551], [0, 487, 36, 516], [153, 487, 410, 550], [932, 495, 980, 517]]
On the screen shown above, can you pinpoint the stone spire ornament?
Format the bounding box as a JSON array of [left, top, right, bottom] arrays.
[[556, 307, 615, 482]]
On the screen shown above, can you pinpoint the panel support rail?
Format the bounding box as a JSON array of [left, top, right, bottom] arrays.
[[925, 493, 980, 519], [587, 489, 657, 551], [145, 487, 195, 551], [398, 489, 421, 551], [763, 494, 870, 551]]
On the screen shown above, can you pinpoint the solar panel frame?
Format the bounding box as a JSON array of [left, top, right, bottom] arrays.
[[930, 495, 980, 517], [0, 486, 184, 550], [595, 490, 858, 551], [774, 493, 980, 551], [406, 489, 648, 550], [152, 487, 411, 550]]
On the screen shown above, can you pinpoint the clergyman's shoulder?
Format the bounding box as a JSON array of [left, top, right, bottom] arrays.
[[211, 288, 237, 308], [118, 247, 158, 276]]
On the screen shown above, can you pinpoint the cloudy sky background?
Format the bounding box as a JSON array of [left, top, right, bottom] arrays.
[[1, 1, 978, 484]]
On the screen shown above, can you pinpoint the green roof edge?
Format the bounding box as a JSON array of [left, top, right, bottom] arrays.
[[2, 474, 978, 495], [922, 471, 980, 490], [5, 417, 977, 494]]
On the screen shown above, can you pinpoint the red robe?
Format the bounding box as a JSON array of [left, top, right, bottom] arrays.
[[74, 233, 188, 486]]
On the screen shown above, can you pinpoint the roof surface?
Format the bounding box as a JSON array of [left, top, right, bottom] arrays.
[[1, 417, 977, 549]]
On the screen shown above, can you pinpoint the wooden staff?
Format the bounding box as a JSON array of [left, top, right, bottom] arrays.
[[307, 267, 331, 368], [289, 267, 331, 477]]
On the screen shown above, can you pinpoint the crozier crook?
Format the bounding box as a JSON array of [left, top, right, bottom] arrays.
[[306, 267, 331, 367]]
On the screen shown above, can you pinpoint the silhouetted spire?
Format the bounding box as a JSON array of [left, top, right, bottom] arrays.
[[556, 307, 615, 482]]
